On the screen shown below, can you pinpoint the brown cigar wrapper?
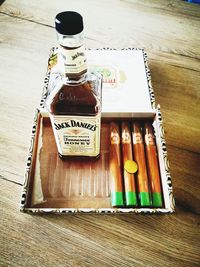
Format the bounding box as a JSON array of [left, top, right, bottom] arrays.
[[144, 122, 162, 194], [121, 122, 136, 193], [132, 123, 149, 193], [109, 122, 123, 193]]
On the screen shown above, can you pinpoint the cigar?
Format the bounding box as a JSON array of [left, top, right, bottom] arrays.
[[109, 122, 124, 207], [121, 122, 137, 206], [132, 122, 151, 207], [144, 122, 163, 207]]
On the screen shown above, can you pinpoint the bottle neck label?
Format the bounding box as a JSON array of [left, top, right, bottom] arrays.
[[60, 45, 87, 76]]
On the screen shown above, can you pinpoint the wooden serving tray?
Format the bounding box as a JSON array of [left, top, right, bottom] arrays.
[[20, 109, 175, 214]]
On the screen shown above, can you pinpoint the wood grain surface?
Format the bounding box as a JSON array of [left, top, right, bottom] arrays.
[[0, 0, 200, 266]]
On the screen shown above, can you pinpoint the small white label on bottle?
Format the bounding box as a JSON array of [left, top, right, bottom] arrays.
[[60, 45, 87, 74], [50, 114, 101, 157]]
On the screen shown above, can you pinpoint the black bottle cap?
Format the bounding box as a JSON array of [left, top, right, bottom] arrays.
[[55, 11, 84, 35]]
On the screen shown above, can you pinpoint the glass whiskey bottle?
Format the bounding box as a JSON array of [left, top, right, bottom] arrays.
[[46, 11, 102, 159]]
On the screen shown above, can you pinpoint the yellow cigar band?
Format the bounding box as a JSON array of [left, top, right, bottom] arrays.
[[124, 160, 138, 174]]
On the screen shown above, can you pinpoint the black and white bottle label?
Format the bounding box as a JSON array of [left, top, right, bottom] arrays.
[[50, 114, 101, 156], [60, 45, 87, 74]]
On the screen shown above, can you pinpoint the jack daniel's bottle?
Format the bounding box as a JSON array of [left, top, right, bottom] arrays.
[[46, 11, 102, 158]]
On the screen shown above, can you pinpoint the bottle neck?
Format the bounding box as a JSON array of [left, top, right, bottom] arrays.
[[57, 32, 87, 79], [57, 31, 84, 47]]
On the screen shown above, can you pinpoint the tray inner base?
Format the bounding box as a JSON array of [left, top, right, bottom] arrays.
[[30, 117, 111, 209]]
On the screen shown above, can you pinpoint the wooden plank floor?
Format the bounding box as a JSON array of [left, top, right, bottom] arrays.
[[0, 0, 200, 266]]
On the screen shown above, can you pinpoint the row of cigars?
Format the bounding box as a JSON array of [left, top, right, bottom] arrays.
[[109, 121, 163, 208]]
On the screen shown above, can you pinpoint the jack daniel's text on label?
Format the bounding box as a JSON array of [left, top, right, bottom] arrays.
[[54, 119, 97, 131]]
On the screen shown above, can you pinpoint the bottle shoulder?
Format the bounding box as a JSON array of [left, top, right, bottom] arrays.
[[46, 72, 102, 116]]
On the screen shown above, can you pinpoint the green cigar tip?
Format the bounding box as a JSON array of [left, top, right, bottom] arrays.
[[111, 192, 124, 207], [140, 192, 151, 206], [125, 191, 137, 206], [152, 192, 163, 207]]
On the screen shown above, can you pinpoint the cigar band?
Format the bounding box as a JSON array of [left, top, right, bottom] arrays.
[[145, 133, 154, 145], [122, 131, 131, 144], [132, 133, 143, 144], [110, 132, 120, 144]]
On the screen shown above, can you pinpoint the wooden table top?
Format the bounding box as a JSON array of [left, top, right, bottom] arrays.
[[1, 0, 200, 266]]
